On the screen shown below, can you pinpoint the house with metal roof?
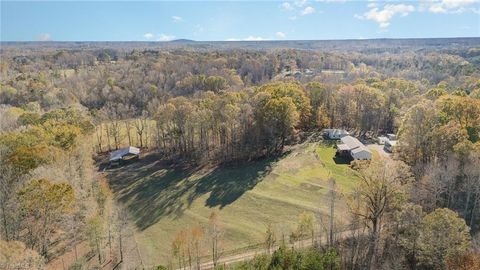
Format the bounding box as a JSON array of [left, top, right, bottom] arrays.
[[336, 136, 372, 160], [109, 146, 140, 164], [323, 129, 350, 140]]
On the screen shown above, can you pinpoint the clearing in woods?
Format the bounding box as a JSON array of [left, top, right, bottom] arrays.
[[105, 141, 361, 266]]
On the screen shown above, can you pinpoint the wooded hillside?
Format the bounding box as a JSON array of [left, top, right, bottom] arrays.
[[1, 40, 479, 269]]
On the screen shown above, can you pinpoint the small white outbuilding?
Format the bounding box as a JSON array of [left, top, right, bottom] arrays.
[[377, 136, 388, 145], [387, 134, 397, 141], [384, 140, 397, 153]]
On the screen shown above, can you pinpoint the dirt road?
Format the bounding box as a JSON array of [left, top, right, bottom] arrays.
[[178, 228, 361, 270]]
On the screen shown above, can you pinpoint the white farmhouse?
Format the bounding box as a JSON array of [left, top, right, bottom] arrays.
[[323, 129, 350, 140]]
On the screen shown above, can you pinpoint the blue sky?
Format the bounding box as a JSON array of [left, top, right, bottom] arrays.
[[1, 1, 479, 41]]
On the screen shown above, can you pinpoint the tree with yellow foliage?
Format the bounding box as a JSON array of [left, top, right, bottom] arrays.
[[17, 179, 75, 257]]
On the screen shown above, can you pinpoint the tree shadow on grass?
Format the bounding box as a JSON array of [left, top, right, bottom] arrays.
[[106, 156, 196, 230], [105, 152, 289, 231], [192, 157, 276, 209]]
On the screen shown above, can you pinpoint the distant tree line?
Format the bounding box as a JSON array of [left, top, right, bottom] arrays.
[[1, 43, 480, 269]]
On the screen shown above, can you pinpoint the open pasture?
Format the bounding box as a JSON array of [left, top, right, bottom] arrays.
[[105, 142, 360, 266]]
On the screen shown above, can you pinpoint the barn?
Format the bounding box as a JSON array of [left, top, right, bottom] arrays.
[[109, 146, 140, 165], [336, 136, 372, 161], [350, 146, 372, 160]]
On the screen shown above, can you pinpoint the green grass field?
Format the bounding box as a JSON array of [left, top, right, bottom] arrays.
[[105, 142, 360, 266]]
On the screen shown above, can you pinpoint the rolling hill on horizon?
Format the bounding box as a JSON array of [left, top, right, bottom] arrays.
[[2, 37, 479, 52]]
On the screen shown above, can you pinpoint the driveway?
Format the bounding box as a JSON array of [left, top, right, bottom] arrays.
[[366, 143, 392, 159]]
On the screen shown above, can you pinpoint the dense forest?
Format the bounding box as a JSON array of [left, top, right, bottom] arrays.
[[1, 39, 480, 269]]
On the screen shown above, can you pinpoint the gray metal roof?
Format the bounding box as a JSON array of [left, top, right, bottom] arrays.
[[386, 140, 397, 146], [351, 146, 371, 154], [109, 146, 140, 161], [340, 136, 364, 150], [337, 144, 350, 151]]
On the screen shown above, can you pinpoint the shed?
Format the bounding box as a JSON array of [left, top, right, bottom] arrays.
[[336, 135, 372, 161], [351, 147, 372, 160], [384, 140, 397, 153], [377, 136, 388, 145], [387, 134, 397, 141], [109, 146, 140, 164]]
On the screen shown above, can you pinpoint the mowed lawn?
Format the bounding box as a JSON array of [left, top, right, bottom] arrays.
[[105, 142, 360, 266]]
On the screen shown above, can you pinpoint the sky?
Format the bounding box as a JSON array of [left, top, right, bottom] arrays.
[[1, 0, 479, 41]]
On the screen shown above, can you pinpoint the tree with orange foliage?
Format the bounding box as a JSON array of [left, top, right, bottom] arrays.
[[190, 225, 204, 270], [209, 211, 223, 268]]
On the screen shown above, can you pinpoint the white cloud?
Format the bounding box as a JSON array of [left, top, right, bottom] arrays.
[[281, 2, 293, 11], [425, 0, 478, 13], [144, 33, 154, 40], [230, 33, 288, 41], [157, 34, 175, 41], [356, 4, 415, 28], [353, 14, 364, 20], [301, 6, 316, 15], [37, 33, 51, 41], [226, 36, 269, 41], [276, 31, 287, 38], [144, 33, 175, 41], [172, 16, 183, 22], [294, 0, 308, 7], [281, 1, 320, 19], [316, 0, 346, 2], [429, 4, 447, 13], [245, 36, 266, 41]]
